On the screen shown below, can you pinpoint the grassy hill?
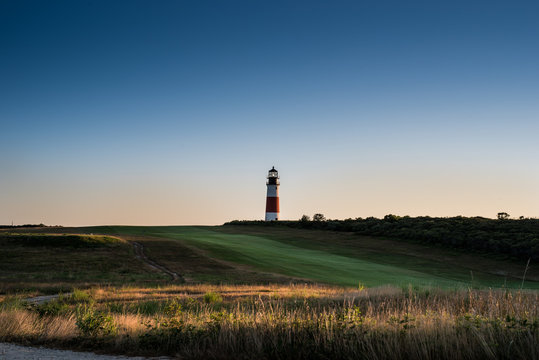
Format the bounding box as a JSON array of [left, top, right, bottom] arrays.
[[3, 225, 537, 292], [80, 225, 538, 290], [0, 233, 166, 293]]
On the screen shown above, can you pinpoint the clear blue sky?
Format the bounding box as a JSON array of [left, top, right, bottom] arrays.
[[1, 0, 538, 225]]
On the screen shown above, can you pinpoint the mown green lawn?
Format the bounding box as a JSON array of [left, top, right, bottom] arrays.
[[90, 226, 538, 289]]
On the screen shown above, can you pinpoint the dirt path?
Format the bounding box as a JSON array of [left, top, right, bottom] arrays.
[[130, 241, 182, 282], [23, 241, 182, 306], [0, 342, 160, 359], [24, 294, 71, 306]]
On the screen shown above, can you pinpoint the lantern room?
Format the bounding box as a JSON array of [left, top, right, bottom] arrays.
[[267, 166, 279, 185]]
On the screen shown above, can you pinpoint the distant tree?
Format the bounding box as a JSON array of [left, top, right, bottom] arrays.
[[519, 216, 525, 220], [313, 213, 326, 222], [383, 214, 400, 222], [497, 212, 510, 220], [300, 215, 311, 222]]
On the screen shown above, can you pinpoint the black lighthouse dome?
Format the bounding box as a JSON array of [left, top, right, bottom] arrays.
[[267, 166, 279, 185]]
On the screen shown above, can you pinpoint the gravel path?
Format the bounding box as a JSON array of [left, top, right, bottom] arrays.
[[0, 343, 165, 360]]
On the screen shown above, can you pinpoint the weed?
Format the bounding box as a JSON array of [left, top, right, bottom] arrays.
[[68, 289, 93, 304], [134, 300, 161, 315], [0, 296, 28, 311], [203, 291, 223, 304], [35, 300, 70, 317], [163, 299, 182, 317]]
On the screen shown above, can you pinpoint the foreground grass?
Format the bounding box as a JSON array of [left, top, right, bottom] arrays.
[[0, 284, 537, 359]]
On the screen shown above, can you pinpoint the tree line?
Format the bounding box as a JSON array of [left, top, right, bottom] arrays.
[[0, 223, 47, 229], [225, 215, 539, 261]]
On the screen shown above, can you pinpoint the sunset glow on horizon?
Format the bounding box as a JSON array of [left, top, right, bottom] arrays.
[[1, 1, 538, 226]]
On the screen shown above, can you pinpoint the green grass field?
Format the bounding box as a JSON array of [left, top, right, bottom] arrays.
[[82, 225, 538, 290]]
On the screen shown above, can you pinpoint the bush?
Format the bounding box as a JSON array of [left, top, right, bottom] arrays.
[[203, 292, 223, 304], [163, 299, 183, 317], [76, 304, 117, 337]]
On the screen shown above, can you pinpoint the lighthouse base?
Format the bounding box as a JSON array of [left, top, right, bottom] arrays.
[[265, 212, 279, 221]]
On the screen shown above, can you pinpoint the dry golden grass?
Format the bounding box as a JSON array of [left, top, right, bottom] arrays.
[[113, 313, 148, 335], [0, 284, 537, 359], [0, 310, 77, 340], [92, 283, 372, 303], [0, 310, 41, 338]]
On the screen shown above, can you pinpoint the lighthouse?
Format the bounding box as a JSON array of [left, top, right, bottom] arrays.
[[265, 167, 280, 221]]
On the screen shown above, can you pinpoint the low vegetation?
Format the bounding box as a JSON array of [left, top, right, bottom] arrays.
[[0, 284, 537, 359]]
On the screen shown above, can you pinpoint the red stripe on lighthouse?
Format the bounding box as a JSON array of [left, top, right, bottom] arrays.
[[266, 197, 279, 213]]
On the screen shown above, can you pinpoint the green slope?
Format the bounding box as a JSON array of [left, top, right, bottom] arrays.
[[87, 226, 538, 289]]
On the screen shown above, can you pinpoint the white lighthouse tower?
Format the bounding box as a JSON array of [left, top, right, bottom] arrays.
[[265, 167, 280, 221]]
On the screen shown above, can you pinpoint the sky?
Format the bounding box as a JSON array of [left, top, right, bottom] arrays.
[[1, 0, 538, 226]]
